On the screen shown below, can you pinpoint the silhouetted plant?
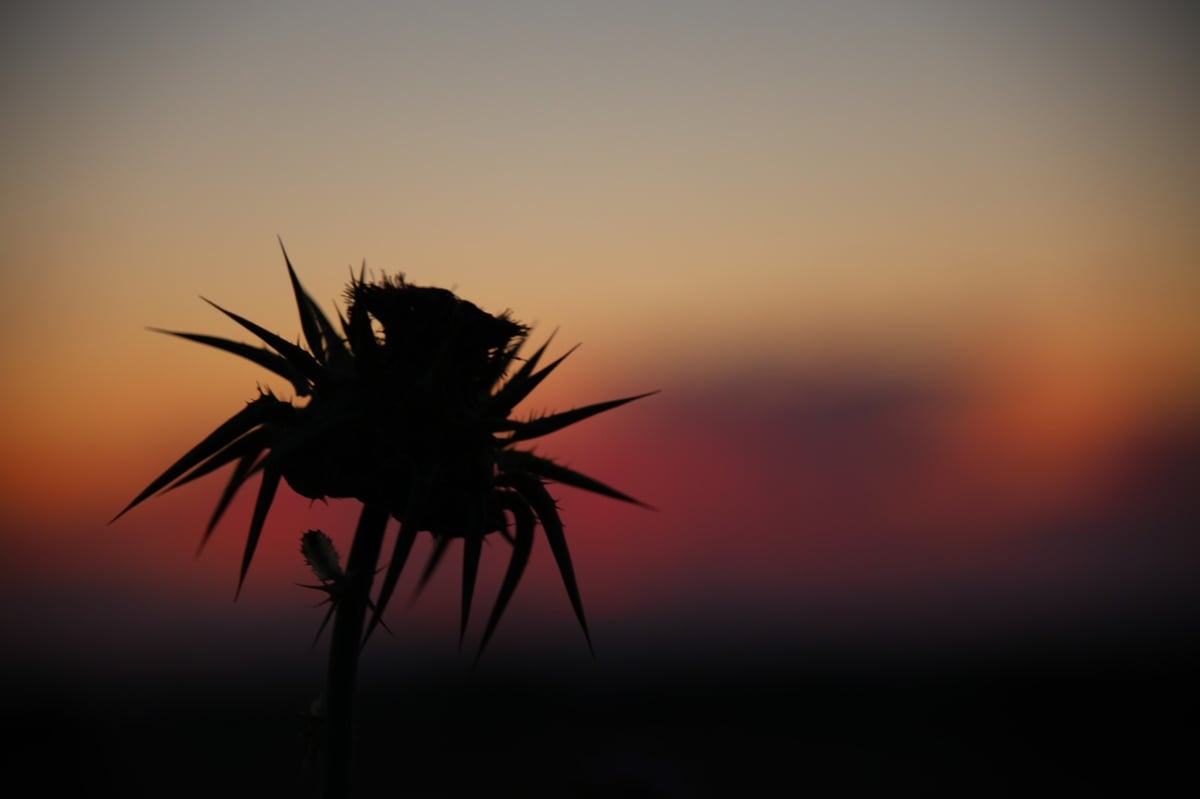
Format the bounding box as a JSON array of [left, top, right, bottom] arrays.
[[113, 241, 653, 798]]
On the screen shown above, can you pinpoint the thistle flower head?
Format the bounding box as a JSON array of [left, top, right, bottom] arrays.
[[114, 241, 654, 657]]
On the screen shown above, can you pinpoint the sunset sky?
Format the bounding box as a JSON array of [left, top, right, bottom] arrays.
[[2, 1, 1198, 690]]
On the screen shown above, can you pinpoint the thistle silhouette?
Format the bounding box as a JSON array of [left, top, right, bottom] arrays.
[[113, 240, 654, 797]]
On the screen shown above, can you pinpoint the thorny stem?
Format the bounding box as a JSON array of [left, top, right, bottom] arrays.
[[322, 501, 390, 799]]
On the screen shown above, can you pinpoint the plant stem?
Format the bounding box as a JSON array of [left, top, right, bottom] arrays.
[[322, 501, 390, 799]]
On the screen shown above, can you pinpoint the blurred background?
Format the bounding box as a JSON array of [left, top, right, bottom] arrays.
[[2, 1, 1198, 795]]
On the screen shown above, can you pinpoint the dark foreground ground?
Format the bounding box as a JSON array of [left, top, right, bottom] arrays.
[[7, 621, 1197, 798]]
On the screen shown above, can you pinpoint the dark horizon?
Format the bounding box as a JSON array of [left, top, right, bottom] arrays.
[[9, 610, 1197, 797]]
